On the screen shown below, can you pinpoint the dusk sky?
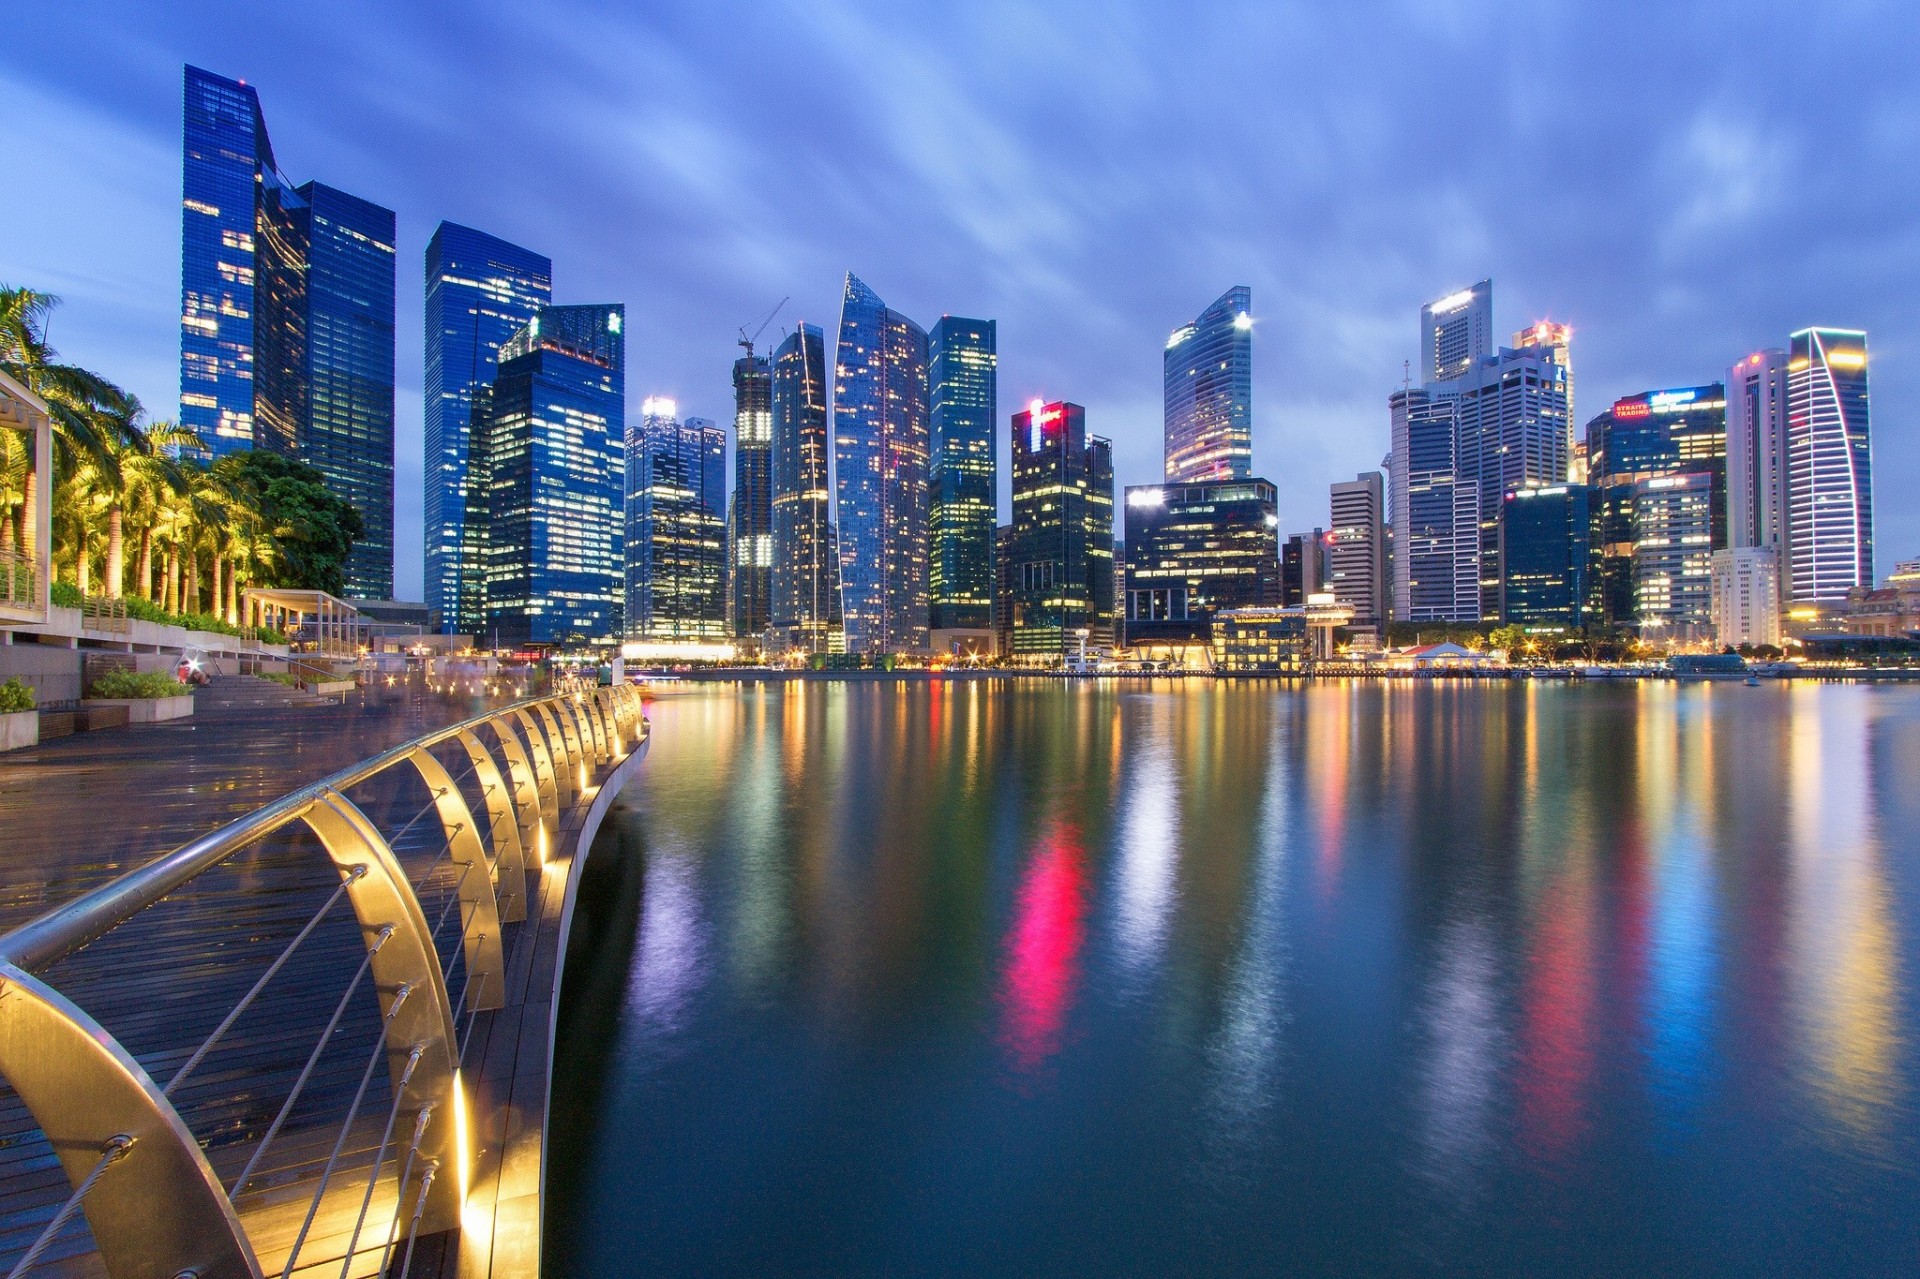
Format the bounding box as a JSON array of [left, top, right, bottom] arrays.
[[5, 2, 1916, 600]]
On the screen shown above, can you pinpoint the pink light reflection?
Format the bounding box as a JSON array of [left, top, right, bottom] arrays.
[[998, 819, 1090, 1073]]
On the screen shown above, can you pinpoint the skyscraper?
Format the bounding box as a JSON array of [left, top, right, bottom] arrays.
[[474, 305, 625, 648], [1633, 472, 1716, 639], [1454, 347, 1571, 615], [1328, 472, 1387, 633], [1122, 479, 1278, 657], [1786, 328, 1872, 603], [625, 400, 728, 643], [833, 274, 929, 655], [424, 223, 551, 632], [1514, 320, 1575, 476], [1420, 281, 1492, 383], [928, 316, 998, 643], [1010, 400, 1114, 659], [1499, 484, 1596, 629], [1163, 286, 1253, 483], [729, 354, 773, 643], [1388, 386, 1478, 622], [771, 324, 841, 653], [1726, 349, 1790, 558]]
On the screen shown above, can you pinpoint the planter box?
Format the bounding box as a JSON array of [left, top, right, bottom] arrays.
[[1, 710, 35, 752], [82, 695, 194, 724], [307, 679, 356, 697]]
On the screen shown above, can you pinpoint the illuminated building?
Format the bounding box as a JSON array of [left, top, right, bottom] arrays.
[[729, 353, 773, 642], [771, 324, 842, 653], [1213, 607, 1308, 672], [625, 399, 728, 642], [1389, 385, 1479, 622], [1632, 472, 1716, 639], [1163, 286, 1253, 482], [1498, 484, 1596, 628], [425, 223, 551, 633], [1514, 320, 1575, 474], [1010, 401, 1114, 659], [1711, 547, 1782, 648], [1122, 479, 1278, 657], [1787, 329, 1873, 602], [1586, 384, 1726, 629], [1328, 472, 1386, 633], [928, 317, 998, 645], [833, 274, 929, 654], [1420, 280, 1491, 382], [1280, 533, 1309, 606], [1725, 348, 1789, 624], [473, 305, 625, 648], [1455, 347, 1570, 616], [993, 524, 1015, 656]]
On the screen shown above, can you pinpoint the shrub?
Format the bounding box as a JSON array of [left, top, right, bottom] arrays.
[[0, 677, 34, 713], [260, 672, 300, 687], [88, 670, 191, 699], [50, 581, 81, 608]]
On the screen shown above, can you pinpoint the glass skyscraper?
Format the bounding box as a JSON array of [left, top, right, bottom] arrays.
[[729, 354, 773, 641], [1454, 347, 1571, 616], [473, 305, 625, 648], [1122, 478, 1278, 652], [1498, 484, 1596, 628], [1633, 472, 1716, 638], [833, 274, 929, 655], [424, 222, 552, 632], [625, 400, 727, 641], [928, 316, 998, 636], [771, 324, 841, 653], [1163, 286, 1252, 483], [1786, 328, 1872, 603], [1010, 400, 1114, 658]]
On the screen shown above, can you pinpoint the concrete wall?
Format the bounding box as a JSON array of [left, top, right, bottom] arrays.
[[0, 640, 83, 705]]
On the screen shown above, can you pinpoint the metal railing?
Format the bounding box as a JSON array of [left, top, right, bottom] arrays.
[[0, 682, 647, 1278], [79, 593, 129, 634], [0, 546, 37, 611]]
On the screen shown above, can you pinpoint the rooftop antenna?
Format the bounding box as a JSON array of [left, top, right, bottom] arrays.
[[738, 296, 789, 361]]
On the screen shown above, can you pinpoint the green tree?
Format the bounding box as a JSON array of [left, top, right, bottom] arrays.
[[213, 450, 363, 595]]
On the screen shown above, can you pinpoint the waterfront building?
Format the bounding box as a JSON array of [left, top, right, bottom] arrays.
[[1514, 320, 1576, 474], [1840, 560, 1920, 637], [770, 324, 842, 653], [1328, 472, 1386, 633], [1632, 472, 1716, 640], [1453, 346, 1571, 616], [993, 524, 1015, 657], [1009, 400, 1114, 659], [1213, 607, 1308, 673], [424, 224, 552, 633], [1389, 386, 1480, 621], [1786, 328, 1873, 603], [928, 317, 998, 647], [473, 305, 625, 648], [1498, 484, 1596, 629], [833, 274, 930, 655], [625, 400, 727, 643], [1280, 534, 1306, 607], [1122, 479, 1279, 659], [1164, 286, 1253, 483], [1726, 350, 1790, 557], [1711, 547, 1782, 648], [729, 354, 773, 644], [1420, 281, 1492, 382]]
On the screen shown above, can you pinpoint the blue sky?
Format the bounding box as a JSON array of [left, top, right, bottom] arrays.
[[5, 2, 1916, 600]]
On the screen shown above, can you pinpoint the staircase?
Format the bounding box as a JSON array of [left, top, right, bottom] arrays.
[[196, 673, 338, 712]]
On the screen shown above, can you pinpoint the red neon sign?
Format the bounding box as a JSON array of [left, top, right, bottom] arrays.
[[1613, 400, 1651, 419]]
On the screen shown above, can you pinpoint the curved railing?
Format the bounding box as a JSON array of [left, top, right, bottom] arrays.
[[0, 682, 648, 1279]]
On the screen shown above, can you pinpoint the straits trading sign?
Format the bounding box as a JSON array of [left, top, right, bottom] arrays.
[[1612, 385, 1726, 419]]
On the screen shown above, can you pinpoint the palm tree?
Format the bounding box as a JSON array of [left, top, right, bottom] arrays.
[[90, 398, 196, 599]]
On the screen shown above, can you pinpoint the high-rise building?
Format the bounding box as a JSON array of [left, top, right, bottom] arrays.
[[1280, 533, 1310, 607], [728, 354, 773, 642], [993, 524, 1015, 657], [424, 223, 551, 633], [625, 400, 727, 643], [1163, 286, 1253, 483], [1725, 349, 1789, 615], [833, 274, 929, 655], [1328, 472, 1387, 632], [473, 305, 625, 648], [928, 317, 998, 643], [1009, 400, 1114, 659], [1420, 281, 1492, 383], [1786, 328, 1872, 603], [1514, 320, 1575, 475], [1454, 347, 1571, 616], [1632, 472, 1716, 639], [1498, 484, 1596, 629], [1711, 547, 1782, 649], [1122, 479, 1278, 655], [771, 324, 841, 653], [1389, 386, 1480, 622]]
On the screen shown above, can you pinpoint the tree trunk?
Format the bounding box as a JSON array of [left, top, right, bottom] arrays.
[[210, 556, 222, 624], [75, 531, 90, 596], [184, 543, 199, 615], [136, 527, 153, 601], [164, 545, 178, 615], [105, 506, 124, 599], [18, 468, 36, 564]]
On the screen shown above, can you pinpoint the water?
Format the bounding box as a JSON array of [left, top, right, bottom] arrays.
[[548, 679, 1920, 1276]]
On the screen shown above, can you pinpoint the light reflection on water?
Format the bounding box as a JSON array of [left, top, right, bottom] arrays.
[[553, 680, 1919, 1277]]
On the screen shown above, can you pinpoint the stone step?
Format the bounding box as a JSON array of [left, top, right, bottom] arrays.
[[196, 674, 337, 710]]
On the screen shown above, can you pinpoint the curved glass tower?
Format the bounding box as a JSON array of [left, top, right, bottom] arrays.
[[772, 324, 842, 652], [1787, 328, 1872, 602], [1163, 286, 1252, 483]]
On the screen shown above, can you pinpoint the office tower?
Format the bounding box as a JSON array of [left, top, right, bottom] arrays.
[[1420, 281, 1492, 382], [473, 305, 625, 648], [1389, 386, 1480, 622], [1122, 479, 1279, 656], [1725, 349, 1789, 617], [1514, 320, 1575, 474], [1586, 385, 1727, 629], [1632, 472, 1716, 638], [1010, 401, 1114, 658], [771, 324, 841, 653], [833, 274, 929, 655], [928, 317, 998, 643], [1281, 534, 1306, 607], [1786, 328, 1873, 602], [1499, 484, 1596, 628], [1453, 347, 1571, 615], [625, 400, 727, 642], [1164, 286, 1253, 482], [1328, 472, 1386, 632], [424, 223, 551, 632], [993, 524, 1015, 657], [1711, 548, 1782, 648], [729, 354, 773, 642]]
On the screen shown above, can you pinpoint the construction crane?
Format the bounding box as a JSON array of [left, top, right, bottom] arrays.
[[738, 296, 788, 362]]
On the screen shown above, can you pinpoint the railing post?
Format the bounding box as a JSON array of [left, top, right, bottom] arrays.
[[404, 749, 507, 1012], [0, 961, 262, 1279], [531, 703, 577, 807], [457, 728, 529, 922], [494, 713, 553, 865], [511, 708, 563, 834]]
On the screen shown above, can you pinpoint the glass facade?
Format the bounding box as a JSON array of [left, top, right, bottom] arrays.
[[474, 305, 625, 648], [1163, 286, 1252, 483], [626, 401, 727, 641], [833, 274, 929, 654], [928, 316, 998, 633], [1633, 472, 1716, 637], [1328, 472, 1386, 630], [424, 222, 552, 632], [1498, 484, 1596, 628], [1786, 328, 1872, 603], [729, 355, 773, 640], [1420, 281, 1492, 383], [1122, 479, 1278, 648], [1010, 401, 1114, 658], [1390, 386, 1479, 622], [771, 325, 841, 652], [1453, 348, 1571, 617]]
